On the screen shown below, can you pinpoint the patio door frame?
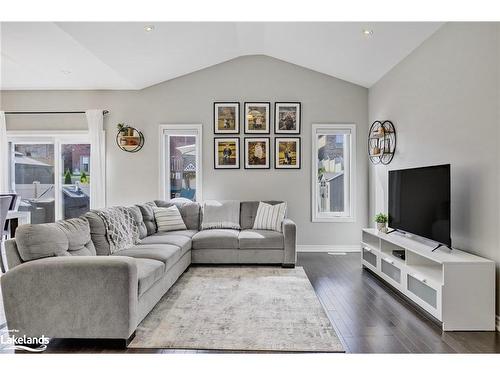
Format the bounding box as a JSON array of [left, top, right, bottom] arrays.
[[159, 124, 203, 202], [7, 130, 92, 221]]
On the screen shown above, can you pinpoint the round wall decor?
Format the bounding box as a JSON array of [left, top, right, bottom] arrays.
[[116, 124, 144, 153], [368, 120, 396, 165]]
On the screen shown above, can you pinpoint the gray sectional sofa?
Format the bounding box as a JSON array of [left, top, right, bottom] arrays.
[[0, 199, 296, 345]]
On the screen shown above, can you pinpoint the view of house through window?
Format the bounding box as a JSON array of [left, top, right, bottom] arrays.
[[317, 134, 345, 213], [13, 144, 55, 224], [312, 124, 354, 221], [61, 144, 91, 219], [169, 136, 197, 201]]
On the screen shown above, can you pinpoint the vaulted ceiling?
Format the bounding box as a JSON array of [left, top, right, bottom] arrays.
[[0, 22, 443, 90]]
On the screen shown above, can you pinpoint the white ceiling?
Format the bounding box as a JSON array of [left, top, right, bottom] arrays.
[[0, 22, 443, 90]]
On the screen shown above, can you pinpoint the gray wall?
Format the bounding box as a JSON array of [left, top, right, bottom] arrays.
[[1, 55, 369, 247], [368, 23, 500, 312]]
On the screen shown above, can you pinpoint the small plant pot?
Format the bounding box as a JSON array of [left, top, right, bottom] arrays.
[[377, 222, 388, 233]]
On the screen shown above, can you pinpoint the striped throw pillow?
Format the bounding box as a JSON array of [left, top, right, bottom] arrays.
[[252, 202, 287, 232], [153, 206, 187, 232]]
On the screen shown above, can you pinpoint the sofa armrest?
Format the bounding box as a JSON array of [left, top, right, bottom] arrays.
[[1, 256, 138, 340], [282, 218, 297, 266]]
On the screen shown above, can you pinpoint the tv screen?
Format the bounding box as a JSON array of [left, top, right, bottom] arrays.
[[388, 164, 451, 247]]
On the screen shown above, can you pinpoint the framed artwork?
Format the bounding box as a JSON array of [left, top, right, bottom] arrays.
[[244, 102, 270, 134], [244, 137, 270, 169], [275, 102, 301, 134], [214, 137, 240, 169], [214, 102, 240, 134], [275, 137, 301, 169]]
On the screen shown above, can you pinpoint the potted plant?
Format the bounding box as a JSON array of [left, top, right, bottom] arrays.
[[374, 213, 388, 233], [117, 123, 129, 146], [80, 171, 88, 184]]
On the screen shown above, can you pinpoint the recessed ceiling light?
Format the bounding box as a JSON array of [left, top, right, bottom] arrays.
[[363, 29, 373, 36], [144, 25, 155, 32]]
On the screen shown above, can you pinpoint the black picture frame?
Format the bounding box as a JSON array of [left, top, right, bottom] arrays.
[[214, 102, 240, 134], [244, 137, 271, 169], [244, 102, 271, 134], [274, 137, 301, 169], [214, 137, 240, 169], [274, 102, 301, 134]]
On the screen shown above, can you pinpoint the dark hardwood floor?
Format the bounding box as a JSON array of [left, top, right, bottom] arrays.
[[1, 252, 499, 354]]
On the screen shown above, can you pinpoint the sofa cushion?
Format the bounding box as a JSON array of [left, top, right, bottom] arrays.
[[238, 229, 284, 249], [153, 205, 187, 232], [240, 201, 285, 229], [155, 198, 200, 230], [139, 233, 192, 252], [192, 229, 239, 249], [84, 211, 111, 256], [128, 205, 148, 239], [135, 258, 165, 297], [253, 202, 287, 232], [112, 243, 186, 271], [136, 202, 157, 235], [201, 200, 240, 230], [15, 218, 96, 261]]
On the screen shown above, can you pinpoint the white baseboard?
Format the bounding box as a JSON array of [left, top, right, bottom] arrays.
[[496, 315, 500, 332], [297, 245, 361, 253]]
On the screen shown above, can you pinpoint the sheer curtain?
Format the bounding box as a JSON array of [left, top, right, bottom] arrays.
[[86, 109, 106, 209], [0, 111, 9, 193]]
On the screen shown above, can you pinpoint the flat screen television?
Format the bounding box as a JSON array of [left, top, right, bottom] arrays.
[[388, 164, 451, 247]]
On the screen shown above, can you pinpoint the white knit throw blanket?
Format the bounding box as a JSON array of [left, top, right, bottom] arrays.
[[95, 207, 140, 253]]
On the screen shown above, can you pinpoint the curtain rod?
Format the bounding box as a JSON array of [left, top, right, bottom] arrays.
[[4, 110, 109, 115]]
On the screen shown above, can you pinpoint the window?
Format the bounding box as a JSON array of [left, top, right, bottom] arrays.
[[311, 124, 356, 222], [8, 132, 92, 223], [160, 125, 202, 202]]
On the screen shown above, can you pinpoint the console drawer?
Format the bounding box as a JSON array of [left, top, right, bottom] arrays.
[[362, 247, 377, 267], [381, 257, 401, 283], [407, 274, 437, 308]]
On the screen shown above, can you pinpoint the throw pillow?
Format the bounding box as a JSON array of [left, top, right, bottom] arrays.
[[252, 202, 287, 232], [153, 205, 187, 232], [201, 200, 241, 230]]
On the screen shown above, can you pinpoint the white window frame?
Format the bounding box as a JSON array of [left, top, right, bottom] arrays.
[[6, 130, 96, 221], [159, 124, 203, 202], [311, 123, 356, 222]]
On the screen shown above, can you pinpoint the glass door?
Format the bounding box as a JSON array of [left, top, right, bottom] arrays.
[[13, 143, 55, 224], [9, 134, 92, 222], [60, 143, 91, 219]]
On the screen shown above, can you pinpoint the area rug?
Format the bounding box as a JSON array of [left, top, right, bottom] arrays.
[[128, 266, 344, 352]]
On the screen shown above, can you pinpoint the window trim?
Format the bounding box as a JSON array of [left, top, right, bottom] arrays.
[[159, 124, 203, 202], [311, 123, 356, 223], [6, 130, 94, 221]]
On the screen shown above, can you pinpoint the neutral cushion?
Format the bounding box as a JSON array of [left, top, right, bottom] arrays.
[[192, 229, 239, 249], [135, 258, 165, 297], [201, 200, 240, 230], [136, 202, 157, 235], [153, 206, 187, 232], [240, 201, 284, 229], [127, 205, 147, 239], [155, 198, 200, 230], [238, 229, 284, 249], [84, 211, 111, 256], [113, 243, 186, 271], [253, 202, 287, 232], [15, 218, 96, 261], [139, 233, 192, 252]]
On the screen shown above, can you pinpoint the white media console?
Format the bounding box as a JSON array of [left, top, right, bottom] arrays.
[[361, 228, 495, 331]]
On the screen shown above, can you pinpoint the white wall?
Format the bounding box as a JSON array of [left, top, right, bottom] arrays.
[[1, 55, 369, 248], [368, 23, 500, 312]]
